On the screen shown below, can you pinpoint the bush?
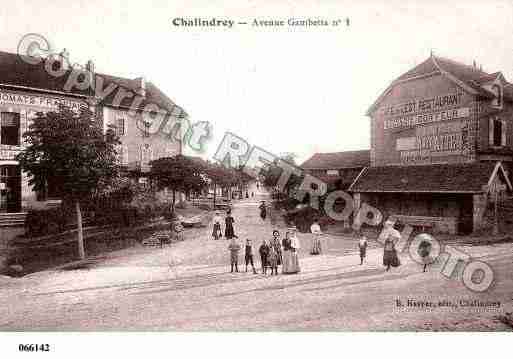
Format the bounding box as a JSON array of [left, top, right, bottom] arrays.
[[25, 206, 75, 237], [283, 206, 322, 233]]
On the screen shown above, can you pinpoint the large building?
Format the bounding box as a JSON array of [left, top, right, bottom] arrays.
[[0, 50, 185, 223], [349, 54, 513, 234]]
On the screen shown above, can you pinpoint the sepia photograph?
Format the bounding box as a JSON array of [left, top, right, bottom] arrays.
[[0, 0, 512, 357]]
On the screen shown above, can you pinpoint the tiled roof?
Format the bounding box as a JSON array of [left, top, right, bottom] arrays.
[[367, 54, 509, 115], [0, 50, 186, 115], [301, 150, 370, 170], [349, 162, 500, 193], [0, 50, 90, 97]]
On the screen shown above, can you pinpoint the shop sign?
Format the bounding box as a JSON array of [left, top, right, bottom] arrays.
[[0, 90, 83, 111]]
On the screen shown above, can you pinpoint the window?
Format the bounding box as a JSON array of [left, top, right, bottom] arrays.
[[491, 84, 503, 108], [326, 169, 339, 176], [116, 118, 125, 136], [490, 117, 506, 147], [116, 145, 128, 165], [0, 112, 20, 146]]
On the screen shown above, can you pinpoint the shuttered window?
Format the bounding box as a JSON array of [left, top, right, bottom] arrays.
[[0, 112, 20, 146]]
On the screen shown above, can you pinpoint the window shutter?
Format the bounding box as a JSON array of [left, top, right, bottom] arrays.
[[489, 117, 494, 146], [123, 145, 129, 164], [502, 120, 507, 146]]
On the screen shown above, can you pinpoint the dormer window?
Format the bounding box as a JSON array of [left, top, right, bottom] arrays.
[[491, 83, 503, 108]]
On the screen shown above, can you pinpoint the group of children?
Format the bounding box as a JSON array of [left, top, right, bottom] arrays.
[[227, 230, 284, 275]]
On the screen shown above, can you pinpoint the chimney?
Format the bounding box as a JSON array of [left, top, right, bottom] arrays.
[[58, 48, 70, 70], [135, 76, 146, 97], [86, 60, 95, 88], [473, 60, 477, 69]]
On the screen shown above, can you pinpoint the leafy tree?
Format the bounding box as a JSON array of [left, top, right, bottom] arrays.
[[17, 105, 120, 260], [204, 162, 232, 207], [150, 155, 207, 215]]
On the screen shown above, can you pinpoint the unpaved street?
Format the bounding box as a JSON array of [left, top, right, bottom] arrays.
[[1, 195, 512, 331]]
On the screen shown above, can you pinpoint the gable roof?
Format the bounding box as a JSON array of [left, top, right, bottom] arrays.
[[0, 50, 186, 115], [301, 150, 370, 170], [348, 162, 511, 193], [367, 54, 509, 115]]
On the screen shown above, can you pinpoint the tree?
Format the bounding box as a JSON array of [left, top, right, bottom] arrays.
[[204, 162, 232, 208], [17, 105, 120, 260], [150, 155, 207, 215]]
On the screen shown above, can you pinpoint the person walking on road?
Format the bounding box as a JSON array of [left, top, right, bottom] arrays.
[[259, 239, 270, 275], [380, 220, 401, 271], [228, 237, 241, 273], [259, 201, 267, 221], [357, 233, 368, 265], [225, 209, 237, 240], [245, 239, 258, 274]]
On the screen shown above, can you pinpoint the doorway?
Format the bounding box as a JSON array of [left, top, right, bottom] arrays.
[[0, 165, 22, 213]]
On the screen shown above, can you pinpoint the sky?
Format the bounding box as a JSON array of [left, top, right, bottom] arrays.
[[1, 0, 513, 164]]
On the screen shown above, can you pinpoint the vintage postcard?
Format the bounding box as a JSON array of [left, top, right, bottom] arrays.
[[0, 0, 512, 356]]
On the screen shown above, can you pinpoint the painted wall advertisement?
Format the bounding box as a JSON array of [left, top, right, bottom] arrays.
[[378, 91, 474, 165]]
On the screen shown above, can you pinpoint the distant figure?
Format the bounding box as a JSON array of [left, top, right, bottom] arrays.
[[225, 210, 237, 240], [310, 219, 322, 255], [245, 239, 257, 274], [259, 201, 267, 221], [212, 212, 222, 240], [381, 220, 401, 271], [228, 238, 241, 273], [358, 233, 368, 265], [259, 239, 270, 275], [269, 203, 277, 225], [251, 192, 254, 197]]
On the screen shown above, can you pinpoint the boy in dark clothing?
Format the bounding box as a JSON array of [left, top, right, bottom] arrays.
[[228, 238, 241, 273], [259, 239, 270, 275], [245, 239, 257, 274]]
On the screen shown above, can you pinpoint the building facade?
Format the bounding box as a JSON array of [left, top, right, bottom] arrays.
[[0, 50, 185, 221], [350, 54, 513, 234]]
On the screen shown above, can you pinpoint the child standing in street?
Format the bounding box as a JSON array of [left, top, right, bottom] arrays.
[[245, 239, 258, 274], [358, 233, 368, 265], [268, 245, 279, 276], [259, 239, 270, 275], [228, 238, 241, 273]]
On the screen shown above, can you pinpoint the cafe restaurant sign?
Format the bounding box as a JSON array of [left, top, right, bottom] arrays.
[[0, 91, 83, 111], [380, 92, 470, 130]]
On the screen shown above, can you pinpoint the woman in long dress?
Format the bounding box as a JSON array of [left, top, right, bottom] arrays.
[[283, 228, 300, 274], [381, 220, 401, 271], [289, 228, 301, 273], [281, 231, 292, 273], [225, 210, 237, 240], [212, 212, 222, 240]]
